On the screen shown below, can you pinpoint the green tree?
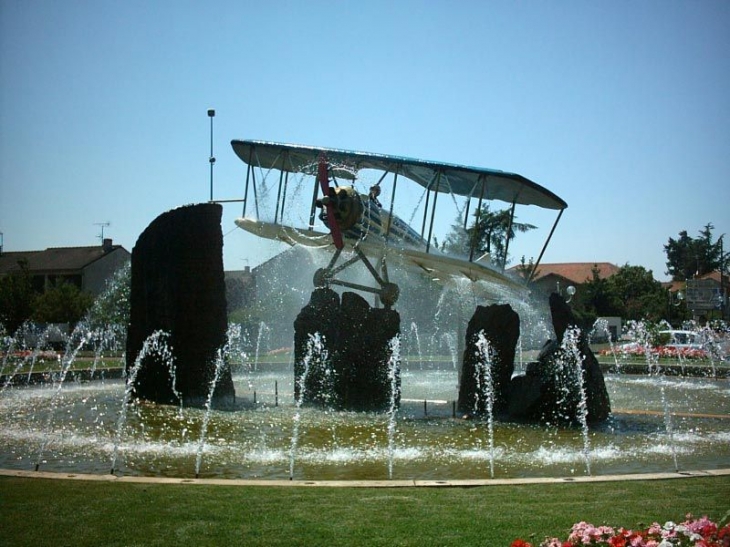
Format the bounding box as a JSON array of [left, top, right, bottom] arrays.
[[87, 263, 131, 329], [607, 265, 666, 321], [440, 217, 472, 256], [32, 282, 94, 326], [664, 223, 728, 280], [0, 259, 36, 334], [443, 205, 536, 267], [515, 255, 538, 282], [572, 265, 625, 326]]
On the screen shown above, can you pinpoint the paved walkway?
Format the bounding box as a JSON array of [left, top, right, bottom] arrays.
[[2, 467, 729, 488]]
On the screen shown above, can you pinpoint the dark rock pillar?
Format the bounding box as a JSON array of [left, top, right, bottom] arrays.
[[337, 292, 401, 412], [507, 293, 610, 424], [548, 293, 611, 423], [125, 203, 235, 408], [293, 290, 401, 412], [457, 304, 520, 417], [293, 288, 341, 407]]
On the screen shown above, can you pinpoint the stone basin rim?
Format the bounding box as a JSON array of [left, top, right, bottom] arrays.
[[2, 467, 729, 488]]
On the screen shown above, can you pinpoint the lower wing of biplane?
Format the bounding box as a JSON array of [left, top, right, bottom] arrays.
[[229, 140, 568, 308]]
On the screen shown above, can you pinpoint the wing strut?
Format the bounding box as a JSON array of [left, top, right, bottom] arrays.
[[313, 244, 400, 309]]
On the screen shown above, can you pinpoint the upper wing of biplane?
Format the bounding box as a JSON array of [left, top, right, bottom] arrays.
[[231, 140, 567, 210], [229, 139, 568, 302]]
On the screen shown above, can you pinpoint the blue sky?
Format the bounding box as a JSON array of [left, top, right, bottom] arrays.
[[1, 0, 728, 281]]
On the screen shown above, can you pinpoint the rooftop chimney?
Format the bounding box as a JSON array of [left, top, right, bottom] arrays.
[[102, 238, 113, 253]]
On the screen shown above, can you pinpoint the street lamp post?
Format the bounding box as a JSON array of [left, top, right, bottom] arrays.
[[208, 108, 216, 202]]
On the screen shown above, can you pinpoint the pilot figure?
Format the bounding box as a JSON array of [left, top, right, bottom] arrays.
[[368, 185, 382, 208]]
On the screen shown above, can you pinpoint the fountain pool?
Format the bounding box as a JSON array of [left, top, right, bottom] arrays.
[[1, 363, 728, 481]]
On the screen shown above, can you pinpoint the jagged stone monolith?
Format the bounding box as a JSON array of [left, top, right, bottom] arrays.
[[507, 293, 610, 424], [125, 203, 235, 408], [456, 304, 520, 417], [294, 290, 400, 412]]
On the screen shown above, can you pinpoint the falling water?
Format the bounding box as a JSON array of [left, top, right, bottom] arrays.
[[660, 384, 679, 472], [195, 344, 229, 478], [386, 335, 401, 479], [253, 321, 271, 371], [592, 318, 621, 372], [631, 320, 679, 471], [442, 332, 458, 370], [0, 322, 31, 379], [474, 331, 495, 479], [698, 325, 720, 377], [194, 325, 243, 477], [86, 326, 123, 381], [110, 331, 175, 475], [289, 332, 324, 479], [409, 322, 423, 370], [1, 324, 61, 393], [34, 325, 94, 471], [560, 327, 591, 476]]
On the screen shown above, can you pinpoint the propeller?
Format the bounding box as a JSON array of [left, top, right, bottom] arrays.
[[317, 153, 344, 250]]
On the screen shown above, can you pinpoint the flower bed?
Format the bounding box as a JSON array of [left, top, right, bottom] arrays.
[[512, 515, 730, 546], [601, 346, 709, 360]]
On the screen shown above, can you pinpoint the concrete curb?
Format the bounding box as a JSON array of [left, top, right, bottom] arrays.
[[2, 467, 729, 488]]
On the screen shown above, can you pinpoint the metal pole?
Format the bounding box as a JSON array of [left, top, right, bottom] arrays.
[[721, 236, 727, 320], [208, 109, 215, 201], [469, 176, 486, 262], [528, 208, 565, 284], [425, 171, 441, 253], [501, 201, 517, 272]]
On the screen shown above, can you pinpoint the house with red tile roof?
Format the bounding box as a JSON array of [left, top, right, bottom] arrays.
[[510, 262, 621, 297]]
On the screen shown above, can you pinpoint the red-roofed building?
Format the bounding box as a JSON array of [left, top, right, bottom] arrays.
[[510, 262, 621, 297]]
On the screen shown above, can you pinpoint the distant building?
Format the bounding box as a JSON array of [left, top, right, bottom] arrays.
[[0, 239, 130, 297], [224, 266, 255, 311], [514, 262, 621, 297], [665, 270, 729, 322]]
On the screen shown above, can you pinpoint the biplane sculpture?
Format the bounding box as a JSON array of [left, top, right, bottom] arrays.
[[231, 140, 567, 308]]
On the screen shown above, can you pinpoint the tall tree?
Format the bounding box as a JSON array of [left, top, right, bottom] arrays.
[[442, 205, 536, 267], [0, 259, 36, 334], [607, 265, 667, 321], [665, 223, 727, 280], [579, 265, 624, 318]]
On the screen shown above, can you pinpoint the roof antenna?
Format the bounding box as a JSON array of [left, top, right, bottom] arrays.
[[208, 108, 216, 201], [94, 222, 110, 243]]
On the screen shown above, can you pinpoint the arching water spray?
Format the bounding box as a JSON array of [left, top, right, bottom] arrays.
[[110, 331, 175, 475], [630, 320, 679, 472], [195, 327, 236, 478], [34, 325, 94, 471], [253, 321, 271, 371], [386, 335, 401, 479], [442, 332, 458, 370], [474, 331, 496, 478], [289, 332, 325, 479], [592, 318, 620, 372], [1, 324, 63, 392], [409, 322, 423, 370], [560, 327, 591, 476]]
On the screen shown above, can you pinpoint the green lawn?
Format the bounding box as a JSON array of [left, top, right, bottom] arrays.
[[1, 475, 728, 546]]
